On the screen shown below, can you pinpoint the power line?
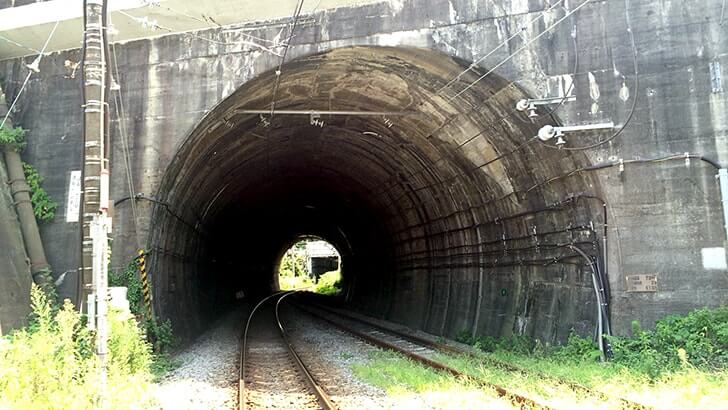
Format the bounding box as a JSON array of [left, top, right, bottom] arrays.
[[446, 0, 594, 103], [0, 20, 59, 129], [116, 10, 285, 56], [0, 33, 43, 55], [436, 0, 564, 95], [269, 0, 305, 118]]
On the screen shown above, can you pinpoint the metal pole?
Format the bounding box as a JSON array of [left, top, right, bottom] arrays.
[[91, 215, 109, 408], [80, 0, 107, 306], [82, 1, 111, 407]]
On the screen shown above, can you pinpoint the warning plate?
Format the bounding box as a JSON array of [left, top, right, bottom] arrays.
[[626, 274, 658, 292]]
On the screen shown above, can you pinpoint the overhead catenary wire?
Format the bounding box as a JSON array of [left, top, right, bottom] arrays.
[[0, 20, 60, 129], [268, 0, 306, 118], [436, 0, 565, 94], [108, 12, 142, 249], [370, 1, 587, 197], [139, 0, 287, 46], [539, 0, 639, 151], [116, 10, 285, 55], [0, 34, 43, 55], [446, 0, 594, 103]]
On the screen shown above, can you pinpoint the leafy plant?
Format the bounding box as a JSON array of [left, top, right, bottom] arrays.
[[553, 331, 602, 362], [109, 258, 143, 316], [0, 124, 26, 151], [314, 270, 342, 295], [607, 307, 728, 377], [22, 162, 57, 222], [0, 285, 155, 409]]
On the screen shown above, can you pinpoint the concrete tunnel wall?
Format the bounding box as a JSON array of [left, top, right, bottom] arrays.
[[1, 0, 726, 341], [147, 46, 603, 341]]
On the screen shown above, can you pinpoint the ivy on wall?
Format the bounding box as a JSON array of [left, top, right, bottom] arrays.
[[0, 124, 27, 151], [1, 124, 57, 222], [22, 162, 57, 222]]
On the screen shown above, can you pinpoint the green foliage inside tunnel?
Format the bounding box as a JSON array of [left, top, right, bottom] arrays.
[[278, 238, 342, 295]]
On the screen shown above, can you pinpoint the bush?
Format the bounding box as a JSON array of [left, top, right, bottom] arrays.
[[553, 332, 602, 362], [22, 162, 57, 222], [0, 285, 156, 409], [607, 307, 728, 377], [314, 270, 342, 295], [0, 124, 26, 151]]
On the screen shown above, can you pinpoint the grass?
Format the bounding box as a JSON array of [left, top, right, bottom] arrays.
[[352, 350, 520, 409], [0, 286, 157, 409], [483, 349, 728, 409], [350, 345, 728, 409]]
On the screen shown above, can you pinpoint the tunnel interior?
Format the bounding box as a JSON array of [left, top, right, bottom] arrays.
[[147, 46, 605, 342]]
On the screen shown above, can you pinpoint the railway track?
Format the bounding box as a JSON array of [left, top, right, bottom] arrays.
[[239, 292, 336, 410], [293, 298, 652, 410]]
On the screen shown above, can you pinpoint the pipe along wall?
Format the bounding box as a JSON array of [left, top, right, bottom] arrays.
[[146, 47, 608, 343]]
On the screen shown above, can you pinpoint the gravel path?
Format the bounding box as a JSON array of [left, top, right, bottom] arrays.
[[154, 309, 243, 410]]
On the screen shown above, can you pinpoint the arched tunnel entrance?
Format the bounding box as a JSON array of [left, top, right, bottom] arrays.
[[147, 46, 604, 342]]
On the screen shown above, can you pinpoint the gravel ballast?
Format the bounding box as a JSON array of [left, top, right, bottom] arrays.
[[154, 309, 243, 410]]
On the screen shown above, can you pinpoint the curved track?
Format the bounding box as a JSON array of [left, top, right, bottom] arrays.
[[239, 292, 336, 410]]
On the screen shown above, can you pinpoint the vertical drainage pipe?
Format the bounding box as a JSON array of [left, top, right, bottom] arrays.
[[719, 169, 728, 244], [0, 91, 51, 285]]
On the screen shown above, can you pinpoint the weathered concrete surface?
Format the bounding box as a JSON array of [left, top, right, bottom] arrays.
[[0, 155, 31, 333], [0, 0, 727, 341]]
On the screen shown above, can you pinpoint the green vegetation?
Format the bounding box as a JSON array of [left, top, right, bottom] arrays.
[[0, 124, 26, 151], [278, 239, 342, 295], [109, 257, 178, 376], [313, 270, 342, 295], [279, 241, 312, 290], [448, 306, 728, 408], [22, 162, 58, 222], [0, 124, 57, 222], [0, 285, 156, 409], [352, 350, 510, 409]]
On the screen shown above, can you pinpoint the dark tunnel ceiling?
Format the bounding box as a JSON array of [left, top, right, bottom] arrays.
[[148, 46, 601, 338]]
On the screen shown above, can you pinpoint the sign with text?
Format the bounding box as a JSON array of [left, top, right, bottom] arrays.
[[626, 274, 658, 292], [66, 170, 81, 223]]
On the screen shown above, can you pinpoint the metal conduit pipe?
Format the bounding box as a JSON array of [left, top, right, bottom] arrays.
[[568, 244, 610, 360]]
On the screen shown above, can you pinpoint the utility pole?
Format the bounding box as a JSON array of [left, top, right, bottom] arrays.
[[81, 0, 110, 407]]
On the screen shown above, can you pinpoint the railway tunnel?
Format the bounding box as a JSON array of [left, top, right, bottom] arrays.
[[147, 46, 604, 342]]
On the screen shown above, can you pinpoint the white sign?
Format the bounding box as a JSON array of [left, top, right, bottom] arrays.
[[702, 247, 727, 270], [66, 170, 81, 223]]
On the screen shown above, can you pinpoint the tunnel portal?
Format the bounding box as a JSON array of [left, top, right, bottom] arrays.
[[147, 46, 603, 342]]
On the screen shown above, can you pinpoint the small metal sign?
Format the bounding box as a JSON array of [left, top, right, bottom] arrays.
[[626, 274, 658, 292], [66, 170, 82, 223]]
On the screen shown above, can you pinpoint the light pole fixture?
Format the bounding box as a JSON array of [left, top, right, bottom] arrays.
[[537, 121, 615, 148]]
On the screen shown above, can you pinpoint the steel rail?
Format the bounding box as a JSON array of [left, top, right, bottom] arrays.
[[306, 301, 651, 410], [293, 302, 551, 410], [239, 291, 336, 410], [276, 292, 337, 410]]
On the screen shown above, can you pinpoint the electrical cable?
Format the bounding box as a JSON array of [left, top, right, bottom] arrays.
[[446, 0, 594, 103], [371, 2, 585, 198], [116, 10, 284, 55], [0, 20, 60, 129], [436, 0, 564, 95], [141, 0, 286, 46], [269, 0, 305, 118], [108, 12, 142, 249], [0, 33, 43, 55], [539, 0, 639, 151]]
